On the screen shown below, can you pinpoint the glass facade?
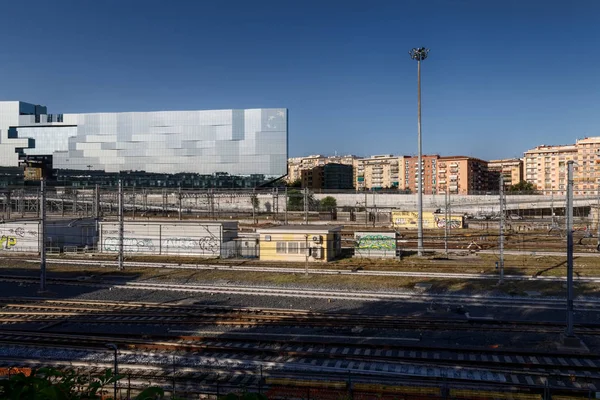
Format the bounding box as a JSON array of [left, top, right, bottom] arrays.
[[0, 102, 288, 180]]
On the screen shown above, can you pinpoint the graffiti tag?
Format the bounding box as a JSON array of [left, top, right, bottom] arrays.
[[435, 218, 461, 229], [0, 235, 17, 250], [356, 235, 395, 250], [165, 237, 219, 254], [103, 237, 156, 253]]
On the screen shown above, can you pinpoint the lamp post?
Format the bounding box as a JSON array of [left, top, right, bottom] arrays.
[[409, 46, 429, 256], [105, 343, 118, 399], [566, 161, 574, 338]]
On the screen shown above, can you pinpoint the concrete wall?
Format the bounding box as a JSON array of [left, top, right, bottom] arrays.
[[99, 221, 238, 257], [0, 218, 96, 252]]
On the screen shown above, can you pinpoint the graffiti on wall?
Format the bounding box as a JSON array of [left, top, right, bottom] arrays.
[[434, 217, 462, 229], [103, 237, 156, 253], [102, 236, 220, 254], [0, 235, 17, 250], [165, 237, 219, 254], [356, 234, 396, 250]]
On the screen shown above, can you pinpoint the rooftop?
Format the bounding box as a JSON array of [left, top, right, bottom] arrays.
[[257, 225, 343, 233]]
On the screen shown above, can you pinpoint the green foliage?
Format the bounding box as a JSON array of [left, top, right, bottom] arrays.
[[250, 194, 260, 210], [220, 392, 268, 400], [508, 180, 536, 193], [319, 196, 337, 210], [286, 179, 302, 188], [0, 368, 165, 400], [287, 189, 318, 211]]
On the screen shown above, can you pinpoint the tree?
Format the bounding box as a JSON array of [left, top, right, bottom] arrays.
[[286, 179, 302, 188], [509, 181, 535, 193], [320, 196, 337, 211], [287, 189, 317, 211], [0, 367, 165, 399], [250, 194, 260, 210]]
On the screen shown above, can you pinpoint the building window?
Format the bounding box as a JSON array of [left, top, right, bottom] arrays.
[[276, 242, 286, 254], [288, 242, 299, 254]]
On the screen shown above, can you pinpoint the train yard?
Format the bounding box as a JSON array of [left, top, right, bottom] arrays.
[[0, 297, 599, 399], [0, 257, 599, 398], [2, 207, 600, 398]]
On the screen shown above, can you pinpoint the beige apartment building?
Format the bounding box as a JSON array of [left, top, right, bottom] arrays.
[[355, 155, 401, 190], [287, 154, 359, 184], [524, 136, 600, 195], [488, 158, 523, 189]]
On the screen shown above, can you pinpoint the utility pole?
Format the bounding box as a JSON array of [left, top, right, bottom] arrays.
[[252, 188, 256, 224], [94, 184, 100, 220], [410, 46, 429, 256], [39, 178, 46, 292], [284, 187, 288, 225], [178, 186, 182, 221], [304, 234, 309, 276], [364, 190, 368, 228], [444, 189, 449, 257], [499, 175, 505, 284], [565, 160, 575, 338], [596, 184, 600, 252], [303, 188, 308, 225], [118, 180, 124, 271]]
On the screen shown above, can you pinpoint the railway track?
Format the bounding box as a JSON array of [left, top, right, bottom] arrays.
[[1, 274, 600, 312], [2, 298, 600, 335], [5, 256, 600, 283], [0, 329, 598, 392]]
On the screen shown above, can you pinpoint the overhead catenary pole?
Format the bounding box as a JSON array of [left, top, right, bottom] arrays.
[[499, 175, 505, 284], [566, 160, 574, 337], [444, 189, 449, 257], [39, 178, 46, 292], [178, 186, 182, 221], [118, 180, 124, 271], [304, 234, 309, 276], [284, 187, 288, 225], [409, 46, 429, 256], [304, 188, 308, 225], [596, 184, 600, 251]]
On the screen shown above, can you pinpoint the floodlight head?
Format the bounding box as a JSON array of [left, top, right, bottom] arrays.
[[409, 47, 430, 61], [105, 343, 118, 351]]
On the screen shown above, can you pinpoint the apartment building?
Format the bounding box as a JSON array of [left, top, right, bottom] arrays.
[[488, 158, 523, 189], [355, 155, 400, 190], [399, 155, 440, 193], [440, 156, 489, 194], [524, 137, 600, 195], [301, 163, 354, 190], [398, 155, 489, 195], [287, 154, 359, 183], [524, 144, 577, 195]]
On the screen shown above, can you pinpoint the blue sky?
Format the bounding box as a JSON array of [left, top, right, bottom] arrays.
[[0, 0, 598, 160]]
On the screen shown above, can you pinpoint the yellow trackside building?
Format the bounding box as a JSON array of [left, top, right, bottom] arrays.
[[392, 211, 464, 229], [257, 225, 343, 262]]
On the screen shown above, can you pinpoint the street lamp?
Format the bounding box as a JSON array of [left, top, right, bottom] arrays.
[[105, 343, 118, 399], [409, 46, 429, 256]]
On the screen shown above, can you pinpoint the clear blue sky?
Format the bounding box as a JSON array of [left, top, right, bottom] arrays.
[[1, 0, 598, 161]]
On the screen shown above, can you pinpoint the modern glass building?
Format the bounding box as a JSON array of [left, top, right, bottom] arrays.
[[0, 101, 288, 185]]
